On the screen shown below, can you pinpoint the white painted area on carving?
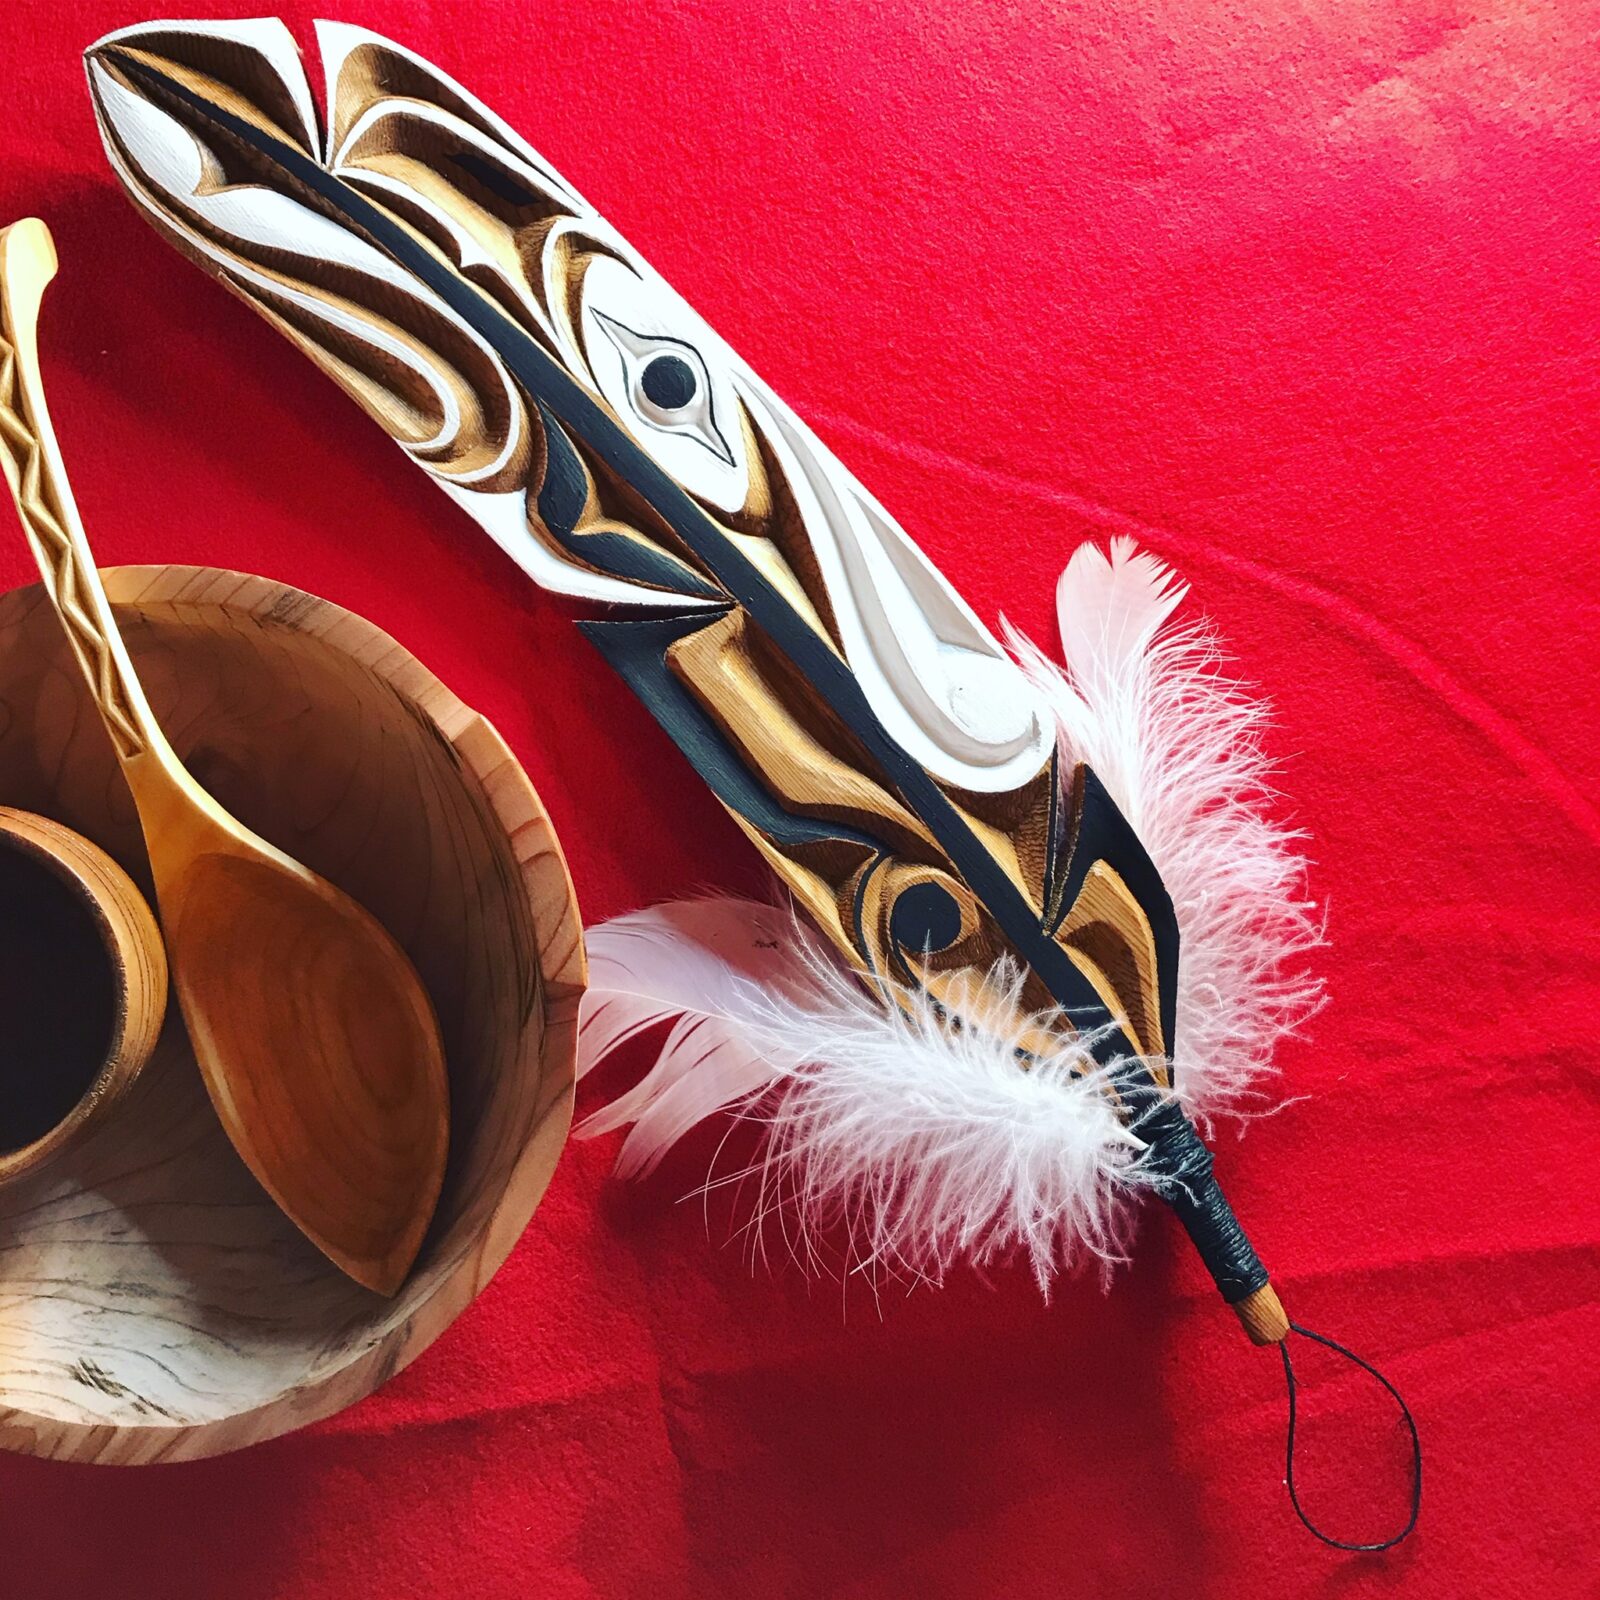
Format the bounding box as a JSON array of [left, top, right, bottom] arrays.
[[91, 68, 475, 455], [314, 20, 588, 211], [738, 380, 1050, 791], [434, 483, 674, 606], [330, 97, 574, 352]]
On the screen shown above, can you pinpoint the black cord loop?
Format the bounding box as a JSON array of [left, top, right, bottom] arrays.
[[1280, 1321, 1422, 1552]]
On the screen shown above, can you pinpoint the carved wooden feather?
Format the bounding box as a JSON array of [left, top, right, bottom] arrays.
[[86, 18, 1286, 1343]]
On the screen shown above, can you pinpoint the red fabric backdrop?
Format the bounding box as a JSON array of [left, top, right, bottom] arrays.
[[1, 2, 1597, 1596]]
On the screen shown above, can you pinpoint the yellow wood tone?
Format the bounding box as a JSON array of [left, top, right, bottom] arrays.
[[0, 563, 582, 1461], [668, 610, 932, 854], [0, 217, 448, 1297], [0, 807, 168, 1184], [1234, 1282, 1291, 1345], [1057, 859, 1169, 1062]]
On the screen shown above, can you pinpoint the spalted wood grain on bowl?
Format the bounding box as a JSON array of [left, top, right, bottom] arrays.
[[0, 565, 583, 1463]]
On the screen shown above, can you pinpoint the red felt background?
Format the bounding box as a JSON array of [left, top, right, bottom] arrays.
[[1, 2, 1597, 1596]]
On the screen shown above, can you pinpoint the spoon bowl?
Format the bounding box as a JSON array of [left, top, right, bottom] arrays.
[[155, 819, 447, 1292]]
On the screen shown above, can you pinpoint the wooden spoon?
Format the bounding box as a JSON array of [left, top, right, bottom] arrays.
[[0, 217, 447, 1295]]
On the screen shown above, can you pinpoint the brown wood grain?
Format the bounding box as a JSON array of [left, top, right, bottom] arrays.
[[1233, 1283, 1291, 1346]]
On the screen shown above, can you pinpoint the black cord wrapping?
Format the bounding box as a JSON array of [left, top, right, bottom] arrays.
[[1137, 1099, 1270, 1303], [1280, 1322, 1423, 1551]]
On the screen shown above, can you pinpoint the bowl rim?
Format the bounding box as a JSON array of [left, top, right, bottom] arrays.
[[0, 564, 585, 1464]]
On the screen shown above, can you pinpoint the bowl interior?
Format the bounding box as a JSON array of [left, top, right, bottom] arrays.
[[0, 569, 569, 1438]]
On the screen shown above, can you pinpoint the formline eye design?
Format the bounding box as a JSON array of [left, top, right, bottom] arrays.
[[591, 311, 734, 466]]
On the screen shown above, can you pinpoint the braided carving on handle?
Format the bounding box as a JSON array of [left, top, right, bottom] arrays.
[[0, 331, 145, 759]]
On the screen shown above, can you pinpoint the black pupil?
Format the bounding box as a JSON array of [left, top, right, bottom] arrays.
[[889, 881, 964, 955], [640, 353, 698, 411]]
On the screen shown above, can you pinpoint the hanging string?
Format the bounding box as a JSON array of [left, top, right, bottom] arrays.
[[1279, 1322, 1422, 1551]]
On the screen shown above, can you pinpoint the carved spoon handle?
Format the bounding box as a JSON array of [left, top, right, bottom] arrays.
[[0, 218, 166, 763]]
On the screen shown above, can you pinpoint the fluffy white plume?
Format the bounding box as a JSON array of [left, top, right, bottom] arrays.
[[1010, 536, 1324, 1118], [743, 959, 1149, 1290], [576, 899, 822, 1177], [579, 900, 1149, 1290], [578, 538, 1323, 1289]]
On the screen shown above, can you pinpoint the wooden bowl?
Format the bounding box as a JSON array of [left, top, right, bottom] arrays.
[[0, 565, 583, 1463], [0, 807, 167, 1186]]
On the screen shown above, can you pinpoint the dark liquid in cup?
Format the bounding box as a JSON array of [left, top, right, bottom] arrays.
[[0, 844, 116, 1153]]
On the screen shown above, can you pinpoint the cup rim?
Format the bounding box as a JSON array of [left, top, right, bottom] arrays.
[[0, 807, 167, 1184]]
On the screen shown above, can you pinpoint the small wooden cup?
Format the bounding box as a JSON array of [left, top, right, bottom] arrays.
[[0, 806, 167, 1184]]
